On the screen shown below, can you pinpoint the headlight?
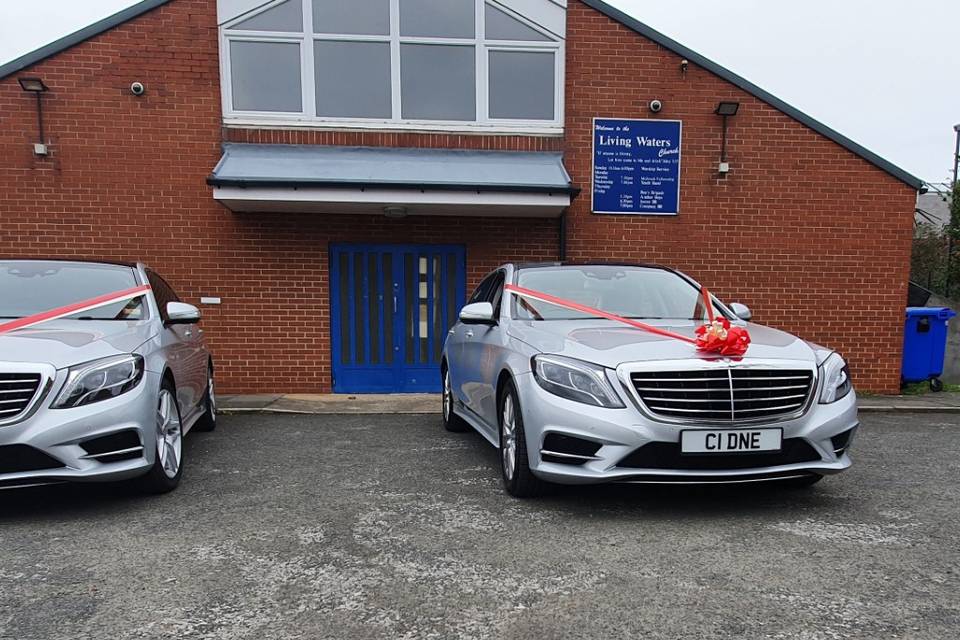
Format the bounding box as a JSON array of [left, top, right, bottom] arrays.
[[52, 354, 145, 409], [818, 352, 852, 404], [532, 355, 625, 408]]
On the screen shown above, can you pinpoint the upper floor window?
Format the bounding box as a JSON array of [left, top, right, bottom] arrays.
[[220, 0, 564, 132]]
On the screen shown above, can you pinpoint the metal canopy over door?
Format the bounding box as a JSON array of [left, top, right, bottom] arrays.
[[330, 244, 466, 393]]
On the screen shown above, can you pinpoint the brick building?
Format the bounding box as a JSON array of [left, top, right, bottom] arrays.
[[0, 0, 922, 394]]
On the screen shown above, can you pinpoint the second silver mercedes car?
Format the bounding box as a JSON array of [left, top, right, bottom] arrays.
[[441, 263, 857, 497], [0, 260, 215, 494]]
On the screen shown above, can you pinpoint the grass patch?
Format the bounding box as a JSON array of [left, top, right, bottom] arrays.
[[900, 381, 960, 395]]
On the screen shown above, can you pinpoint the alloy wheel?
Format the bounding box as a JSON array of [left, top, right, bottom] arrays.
[[443, 371, 451, 421], [207, 372, 217, 420], [501, 394, 517, 481], [156, 389, 183, 479]]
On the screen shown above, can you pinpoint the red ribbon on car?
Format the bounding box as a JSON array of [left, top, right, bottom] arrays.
[[504, 283, 750, 357], [0, 285, 152, 336]]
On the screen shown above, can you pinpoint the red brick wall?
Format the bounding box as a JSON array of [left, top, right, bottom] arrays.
[[0, 0, 916, 393], [563, 1, 916, 393]]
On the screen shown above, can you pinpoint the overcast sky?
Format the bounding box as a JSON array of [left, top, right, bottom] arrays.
[[1, 0, 957, 184]]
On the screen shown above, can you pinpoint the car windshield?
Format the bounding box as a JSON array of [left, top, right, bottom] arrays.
[[513, 265, 723, 321], [0, 261, 145, 321]]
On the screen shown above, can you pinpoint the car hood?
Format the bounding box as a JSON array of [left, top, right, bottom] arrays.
[[508, 319, 818, 368], [0, 320, 155, 369]]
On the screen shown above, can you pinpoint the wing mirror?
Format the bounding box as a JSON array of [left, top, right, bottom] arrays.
[[459, 302, 495, 325], [166, 302, 201, 325], [729, 302, 752, 322]]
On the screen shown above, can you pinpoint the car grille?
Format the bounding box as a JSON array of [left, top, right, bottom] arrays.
[[617, 438, 822, 470], [0, 373, 43, 422], [631, 368, 815, 422]]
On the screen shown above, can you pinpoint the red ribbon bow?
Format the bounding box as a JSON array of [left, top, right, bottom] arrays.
[[693, 288, 750, 356]]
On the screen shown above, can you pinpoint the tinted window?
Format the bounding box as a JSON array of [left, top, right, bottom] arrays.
[[146, 271, 181, 323], [232, 0, 303, 31], [230, 41, 303, 112], [400, 0, 475, 38], [468, 272, 498, 305], [0, 262, 144, 321], [400, 44, 476, 121], [488, 272, 506, 316], [315, 41, 392, 118], [314, 0, 389, 35], [514, 266, 722, 321], [488, 50, 555, 120]]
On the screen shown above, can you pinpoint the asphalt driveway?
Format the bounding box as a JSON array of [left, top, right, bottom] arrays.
[[1, 412, 959, 639]]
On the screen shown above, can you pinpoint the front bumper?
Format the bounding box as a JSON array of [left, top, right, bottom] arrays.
[[0, 368, 159, 489], [514, 372, 858, 485]]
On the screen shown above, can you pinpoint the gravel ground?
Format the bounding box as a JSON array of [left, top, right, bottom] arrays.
[[1, 412, 959, 640]]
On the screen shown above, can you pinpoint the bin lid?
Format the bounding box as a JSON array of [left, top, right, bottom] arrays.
[[906, 307, 957, 320]]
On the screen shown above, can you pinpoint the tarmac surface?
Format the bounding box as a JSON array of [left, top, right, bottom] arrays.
[[1, 412, 958, 639]]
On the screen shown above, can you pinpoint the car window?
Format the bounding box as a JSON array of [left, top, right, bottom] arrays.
[[0, 261, 144, 321], [513, 265, 725, 321], [488, 271, 506, 318], [146, 270, 181, 323], [467, 272, 497, 306]]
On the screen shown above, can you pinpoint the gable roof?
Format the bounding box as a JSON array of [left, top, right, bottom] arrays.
[[581, 0, 924, 191], [0, 0, 925, 191]]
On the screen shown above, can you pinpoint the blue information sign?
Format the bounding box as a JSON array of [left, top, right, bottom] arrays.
[[592, 118, 683, 215]]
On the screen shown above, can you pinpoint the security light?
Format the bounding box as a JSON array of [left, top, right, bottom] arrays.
[[714, 102, 741, 174], [18, 77, 48, 93], [715, 101, 740, 116], [18, 77, 50, 156]]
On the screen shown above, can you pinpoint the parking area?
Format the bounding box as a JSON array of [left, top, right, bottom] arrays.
[[1, 412, 959, 640]]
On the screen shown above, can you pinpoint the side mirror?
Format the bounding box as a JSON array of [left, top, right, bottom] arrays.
[[166, 302, 201, 325], [730, 302, 752, 322], [459, 302, 495, 325]]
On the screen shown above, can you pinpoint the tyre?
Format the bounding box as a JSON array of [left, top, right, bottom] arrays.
[[441, 366, 470, 433], [929, 377, 944, 393], [192, 362, 217, 432], [782, 474, 823, 489], [498, 379, 549, 498], [138, 379, 184, 494]]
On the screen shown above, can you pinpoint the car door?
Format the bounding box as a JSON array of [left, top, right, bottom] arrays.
[[448, 273, 495, 410], [147, 271, 204, 414], [460, 270, 506, 431]]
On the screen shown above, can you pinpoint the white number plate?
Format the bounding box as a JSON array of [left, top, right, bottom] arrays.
[[681, 428, 782, 454]]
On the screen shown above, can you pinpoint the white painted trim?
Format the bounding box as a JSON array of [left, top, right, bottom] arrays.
[[221, 117, 564, 135], [213, 185, 570, 217], [218, 0, 566, 132]]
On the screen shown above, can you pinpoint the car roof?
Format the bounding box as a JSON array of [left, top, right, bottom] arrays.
[[0, 257, 141, 269], [513, 261, 675, 271]]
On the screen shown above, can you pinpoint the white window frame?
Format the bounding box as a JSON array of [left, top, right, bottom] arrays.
[[219, 0, 565, 134]]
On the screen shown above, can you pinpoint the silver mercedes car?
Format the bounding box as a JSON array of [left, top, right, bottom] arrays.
[[441, 263, 857, 497], [0, 260, 215, 493]]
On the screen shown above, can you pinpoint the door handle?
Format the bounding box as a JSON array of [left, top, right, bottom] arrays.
[[393, 295, 398, 314], [465, 330, 474, 338], [184, 330, 192, 337]]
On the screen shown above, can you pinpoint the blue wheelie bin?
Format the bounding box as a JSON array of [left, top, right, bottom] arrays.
[[902, 307, 956, 391]]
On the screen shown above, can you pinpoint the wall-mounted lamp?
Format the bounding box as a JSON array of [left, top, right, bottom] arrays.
[[714, 101, 740, 175], [18, 76, 49, 156]]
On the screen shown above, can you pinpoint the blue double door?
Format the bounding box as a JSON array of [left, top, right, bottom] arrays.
[[330, 244, 466, 393]]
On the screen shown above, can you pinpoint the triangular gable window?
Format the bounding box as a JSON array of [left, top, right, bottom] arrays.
[[485, 3, 553, 42], [230, 0, 303, 32]]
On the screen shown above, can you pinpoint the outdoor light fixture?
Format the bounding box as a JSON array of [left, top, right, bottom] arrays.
[[715, 101, 741, 174], [18, 76, 50, 156], [383, 206, 408, 219], [715, 101, 740, 117]]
